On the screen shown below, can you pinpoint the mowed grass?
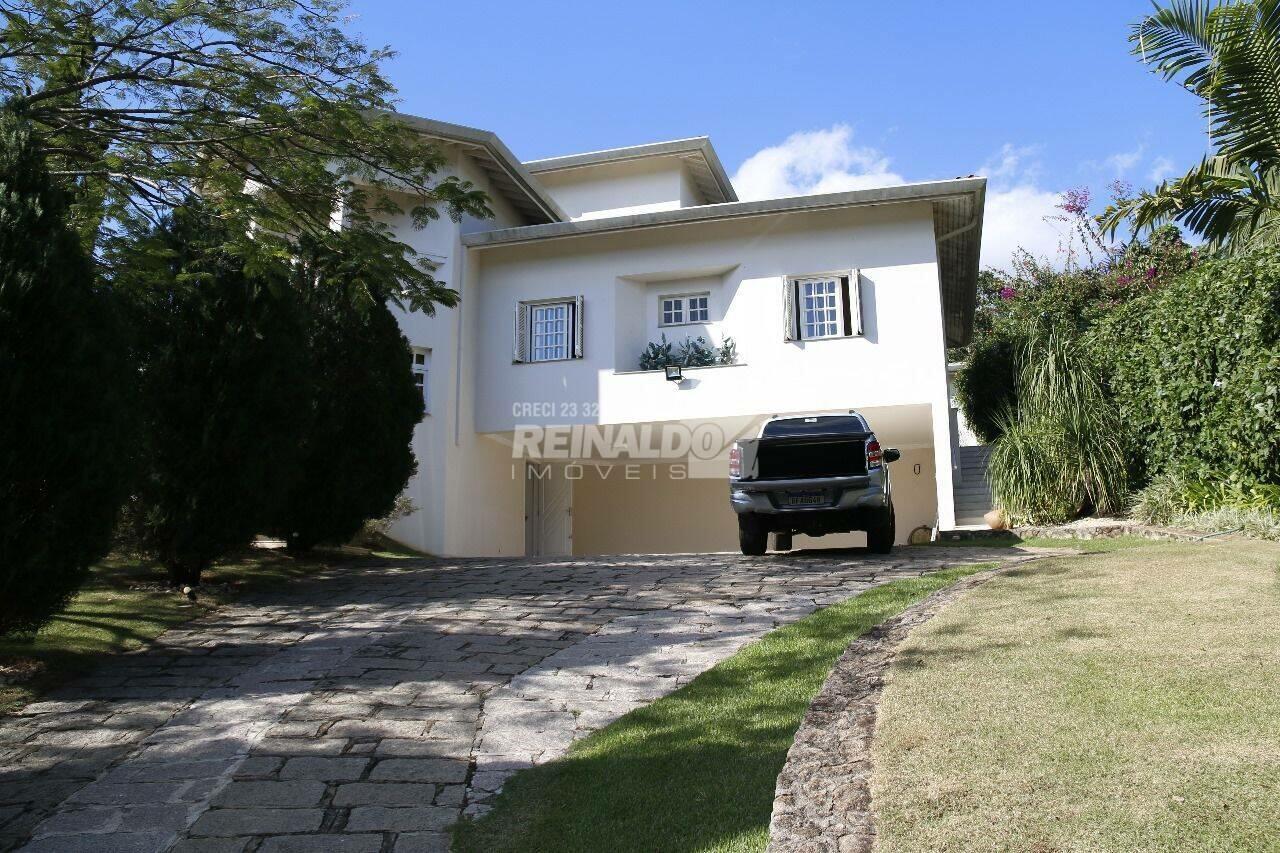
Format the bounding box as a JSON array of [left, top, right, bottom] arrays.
[[0, 544, 417, 712], [872, 539, 1280, 852], [453, 563, 994, 853]]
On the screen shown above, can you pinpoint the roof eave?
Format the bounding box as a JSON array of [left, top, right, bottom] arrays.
[[389, 113, 568, 224], [524, 137, 738, 205], [463, 178, 984, 248]]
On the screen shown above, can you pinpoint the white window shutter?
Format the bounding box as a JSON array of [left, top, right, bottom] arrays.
[[782, 279, 797, 341], [573, 295, 585, 358], [843, 270, 863, 337], [513, 302, 530, 363]]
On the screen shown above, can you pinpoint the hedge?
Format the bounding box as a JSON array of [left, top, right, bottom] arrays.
[[1095, 250, 1280, 484]]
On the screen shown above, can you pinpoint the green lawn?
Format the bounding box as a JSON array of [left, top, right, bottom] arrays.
[[453, 563, 995, 853], [872, 539, 1280, 852], [0, 544, 415, 712]]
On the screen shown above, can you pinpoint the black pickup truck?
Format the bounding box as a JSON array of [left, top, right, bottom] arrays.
[[728, 412, 900, 555]]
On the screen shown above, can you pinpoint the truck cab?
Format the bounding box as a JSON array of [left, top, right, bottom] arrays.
[[728, 412, 900, 555]]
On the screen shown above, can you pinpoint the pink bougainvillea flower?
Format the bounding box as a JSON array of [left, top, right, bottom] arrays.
[[1145, 267, 1157, 279], [998, 286, 1016, 300], [1116, 275, 1132, 285], [1060, 187, 1092, 216]]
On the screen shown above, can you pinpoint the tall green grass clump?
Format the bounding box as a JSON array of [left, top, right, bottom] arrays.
[[988, 329, 1127, 524]]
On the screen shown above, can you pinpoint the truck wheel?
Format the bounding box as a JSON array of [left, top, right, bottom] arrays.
[[867, 506, 896, 554], [739, 516, 767, 556], [774, 531, 793, 552]]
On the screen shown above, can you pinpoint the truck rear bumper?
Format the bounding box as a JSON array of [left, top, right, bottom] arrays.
[[729, 474, 888, 515]]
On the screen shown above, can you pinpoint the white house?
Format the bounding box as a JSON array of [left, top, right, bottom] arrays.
[[375, 115, 986, 556]]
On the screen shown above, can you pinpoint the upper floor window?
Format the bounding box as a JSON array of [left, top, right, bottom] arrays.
[[514, 296, 584, 363], [659, 292, 711, 326], [411, 347, 430, 412], [531, 302, 570, 362], [783, 272, 862, 341]]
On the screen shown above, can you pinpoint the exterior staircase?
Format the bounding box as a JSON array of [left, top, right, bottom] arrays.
[[953, 445, 994, 527]]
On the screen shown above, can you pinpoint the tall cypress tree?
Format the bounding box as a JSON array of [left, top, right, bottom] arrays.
[[268, 236, 424, 553], [118, 205, 310, 586], [0, 113, 130, 635]]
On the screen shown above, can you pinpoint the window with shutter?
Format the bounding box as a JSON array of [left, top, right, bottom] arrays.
[[784, 271, 862, 340], [514, 297, 583, 363]]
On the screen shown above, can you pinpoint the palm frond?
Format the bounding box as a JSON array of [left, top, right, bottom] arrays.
[[1100, 154, 1280, 250]]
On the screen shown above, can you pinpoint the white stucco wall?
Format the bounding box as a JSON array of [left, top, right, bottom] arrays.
[[379, 144, 535, 555], [382, 179, 960, 556], [531, 156, 700, 220], [470, 203, 953, 433]]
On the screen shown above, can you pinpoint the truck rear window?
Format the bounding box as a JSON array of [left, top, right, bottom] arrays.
[[762, 415, 868, 437]]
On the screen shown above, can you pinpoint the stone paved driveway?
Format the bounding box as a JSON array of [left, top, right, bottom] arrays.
[[0, 546, 1028, 853]]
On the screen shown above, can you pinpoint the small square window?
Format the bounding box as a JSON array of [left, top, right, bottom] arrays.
[[659, 292, 710, 326]]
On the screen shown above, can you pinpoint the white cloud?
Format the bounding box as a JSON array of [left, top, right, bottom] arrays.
[[981, 143, 1044, 185], [1149, 155, 1177, 183], [977, 144, 1070, 269], [1105, 144, 1145, 175], [730, 125, 904, 201], [730, 132, 1081, 270], [981, 184, 1070, 269]]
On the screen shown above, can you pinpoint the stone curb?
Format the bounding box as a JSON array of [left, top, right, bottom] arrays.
[[764, 555, 1047, 853], [1012, 521, 1212, 542]]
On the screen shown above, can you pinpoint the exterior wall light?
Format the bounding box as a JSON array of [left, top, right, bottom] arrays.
[[665, 365, 683, 383]]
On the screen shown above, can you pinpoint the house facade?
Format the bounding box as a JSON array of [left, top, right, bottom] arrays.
[[375, 115, 986, 556]]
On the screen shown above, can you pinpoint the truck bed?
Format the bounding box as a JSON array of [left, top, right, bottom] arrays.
[[743, 433, 868, 481]]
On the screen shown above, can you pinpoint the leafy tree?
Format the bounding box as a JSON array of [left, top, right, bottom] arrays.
[[267, 235, 424, 553], [1, 0, 489, 309], [0, 112, 130, 633], [119, 204, 309, 586], [1100, 0, 1280, 250]]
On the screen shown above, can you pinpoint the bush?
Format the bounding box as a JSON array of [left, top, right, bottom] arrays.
[[987, 329, 1128, 524], [0, 114, 132, 635], [1095, 250, 1280, 483], [267, 246, 424, 552], [118, 205, 310, 586], [954, 332, 1019, 443], [1131, 469, 1280, 525]]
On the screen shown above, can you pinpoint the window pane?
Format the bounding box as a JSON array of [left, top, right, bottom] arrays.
[[797, 279, 840, 338], [529, 301, 572, 360], [688, 295, 708, 322]]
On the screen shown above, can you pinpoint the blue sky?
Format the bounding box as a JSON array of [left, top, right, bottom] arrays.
[[347, 0, 1209, 266]]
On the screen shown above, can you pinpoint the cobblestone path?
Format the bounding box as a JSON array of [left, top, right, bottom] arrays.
[[0, 547, 1024, 853]]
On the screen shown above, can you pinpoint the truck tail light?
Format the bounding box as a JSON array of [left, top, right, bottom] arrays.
[[866, 440, 883, 469], [729, 443, 742, 478]]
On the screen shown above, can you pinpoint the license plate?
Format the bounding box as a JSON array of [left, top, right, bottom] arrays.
[[785, 490, 826, 506]]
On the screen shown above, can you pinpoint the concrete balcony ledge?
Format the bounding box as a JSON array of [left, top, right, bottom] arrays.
[[611, 362, 749, 376]]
